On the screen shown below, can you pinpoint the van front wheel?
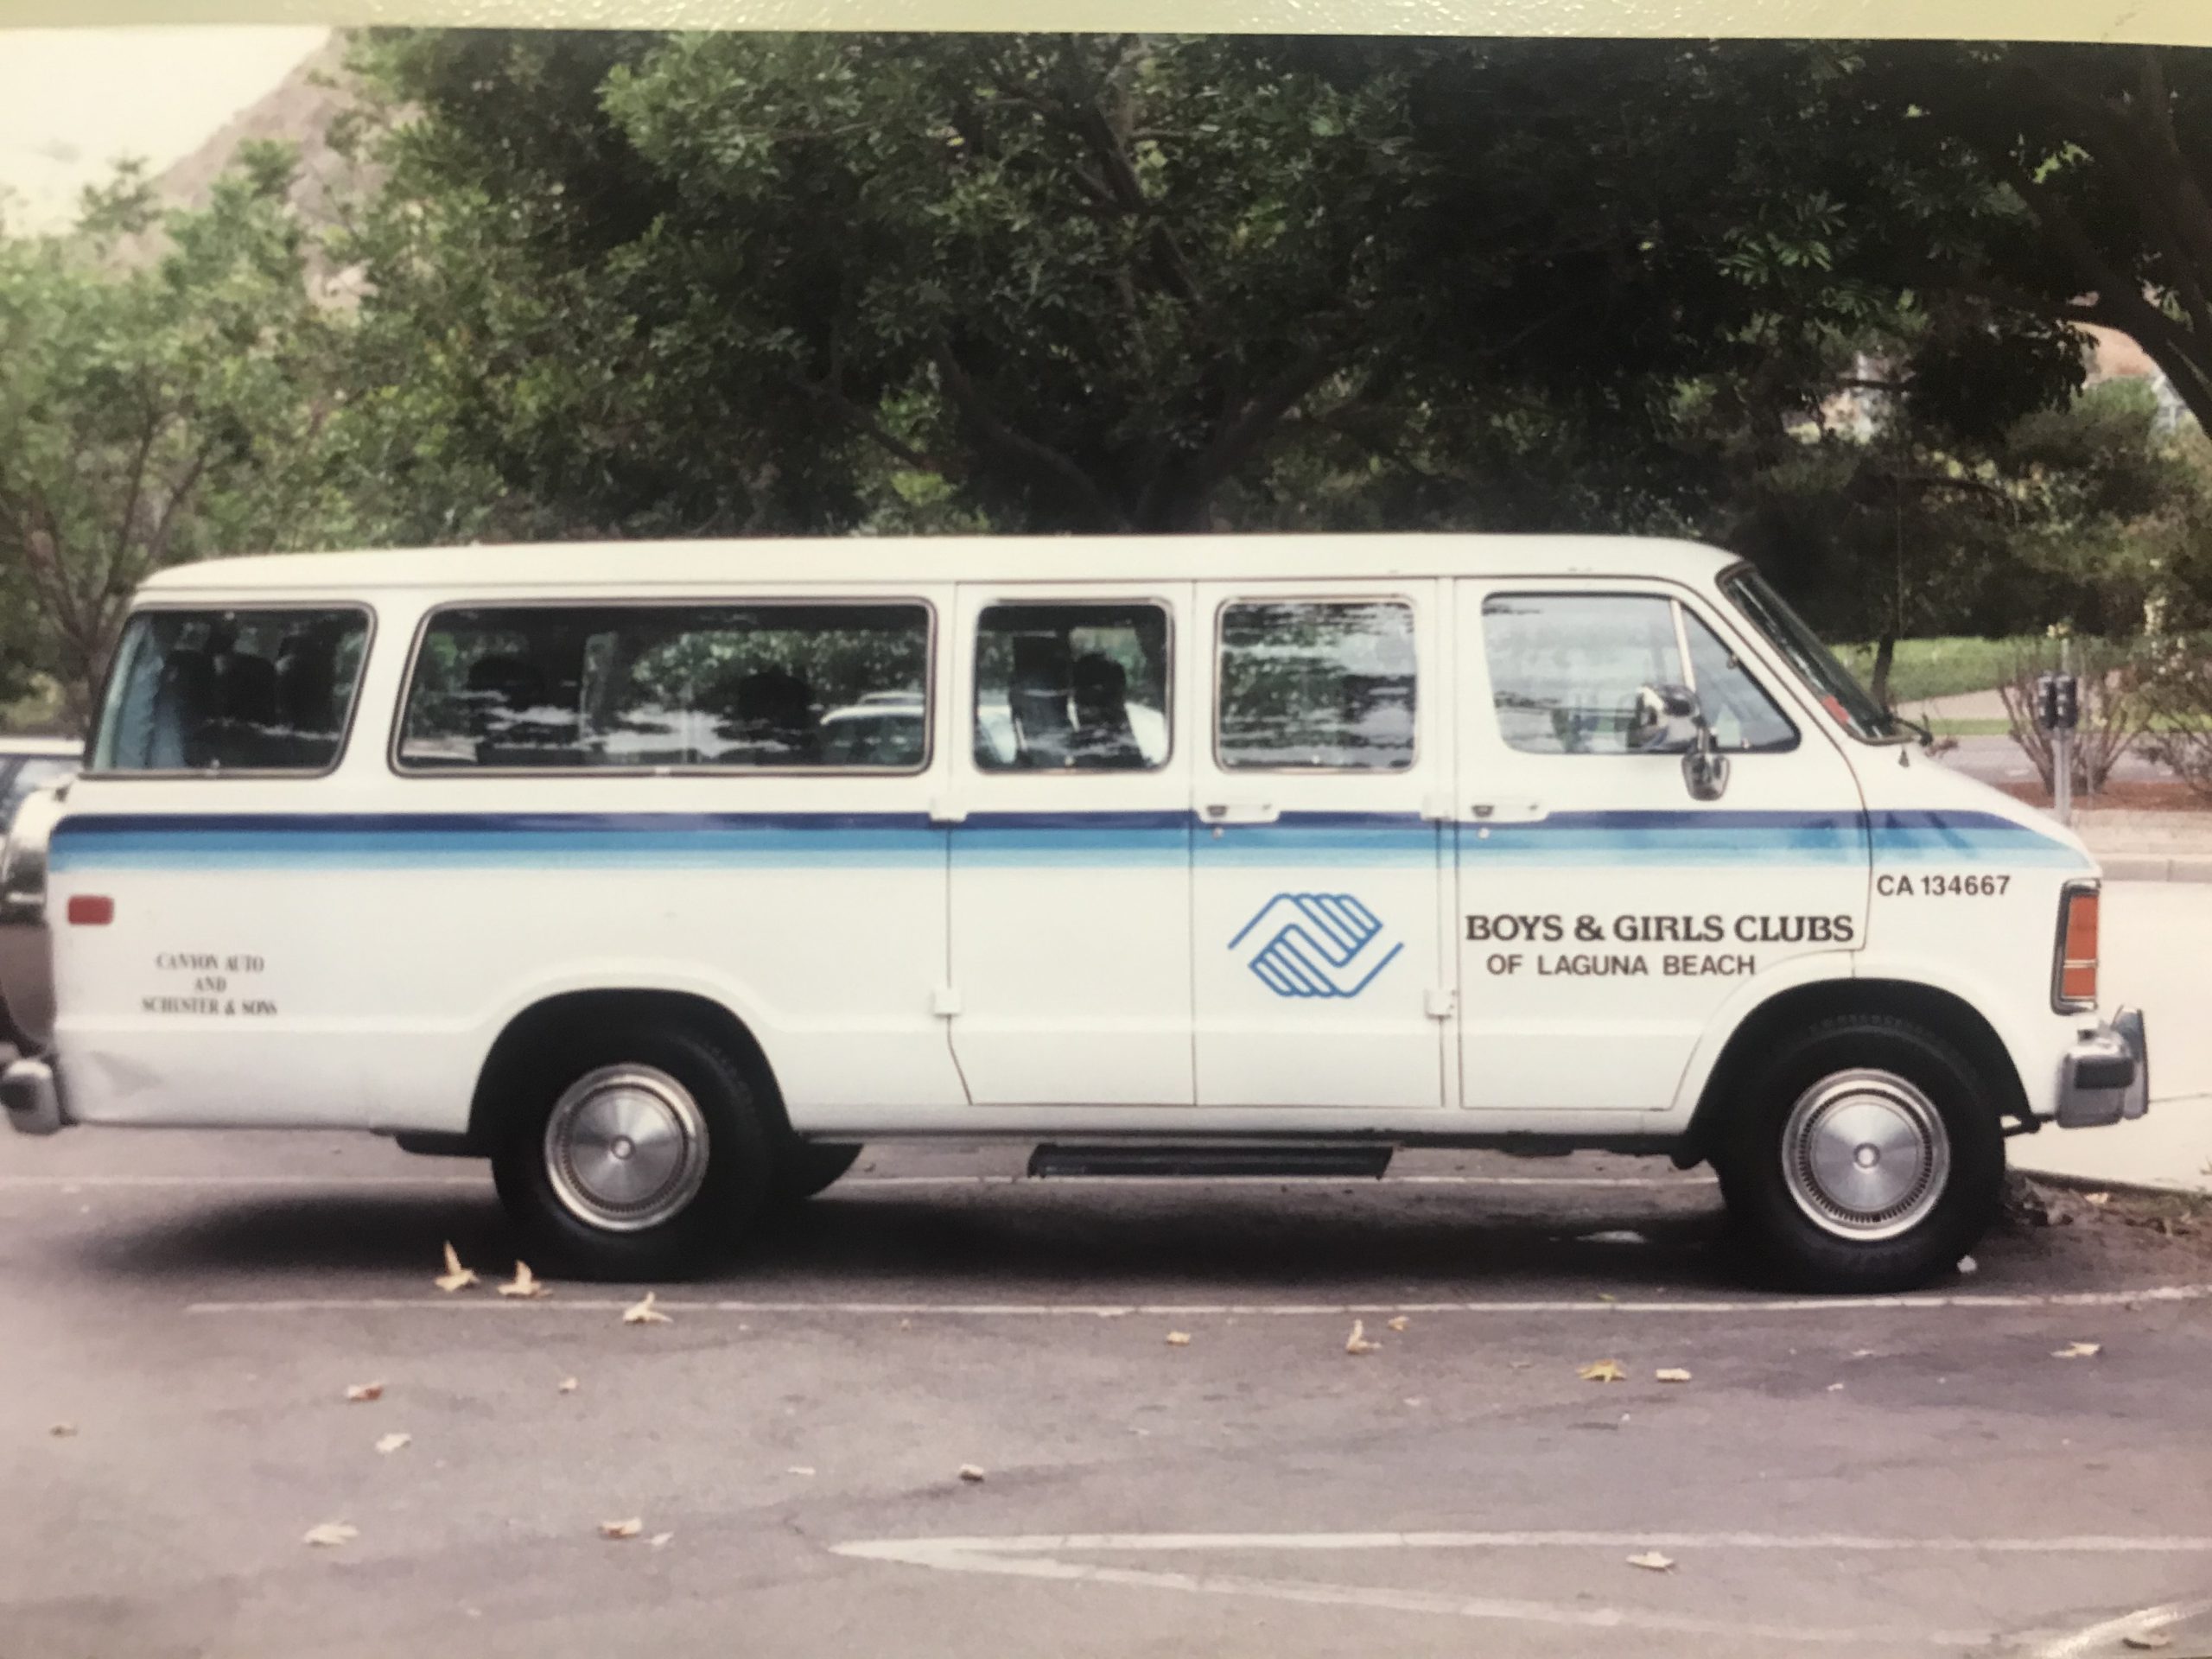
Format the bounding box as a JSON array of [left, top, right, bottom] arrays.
[[1719, 1014, 2003, 1294], [491, 1026, 772, 1281]]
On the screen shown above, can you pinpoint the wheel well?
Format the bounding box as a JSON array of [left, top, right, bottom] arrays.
[[463, 989, 786, 1152], [1684, 978, 2031, 1158]]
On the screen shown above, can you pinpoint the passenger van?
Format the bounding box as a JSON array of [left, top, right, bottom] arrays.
[[0, 537, 2149, 1291]]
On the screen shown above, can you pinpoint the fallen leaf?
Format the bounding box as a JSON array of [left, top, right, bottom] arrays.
[[498, 1261, 549, 1299], [650, 1532, 675, 1549], [1344, 1320, 1382, 1356], [557, 1376, 579, 1394], [48, 1422, 77, 1438], [1386, 1316, 1411, 1332], [1596, 1293, 1618, 1304], [303, 1522, 359, 1548], [1165, 1332, 1192, 1346], [622, 1292, 671, 1325], [2122, 1630, 2173, 1650], [957, 1464, 986, 1483], [345, 1381, 385, 1403], [1655, 1368, 1692, 1383], [1956, 1255, 1978, 1275], [1627, 1551, 1675, 1572], [600, 1518, 643, 1540], [1578, 1359, 1626, 1382], [434, 1241, 479, 1294], [2085, 1192, 2112, 1206], [1827, 1382, 1846, 1392], [787, 1465, 816, 1477], [374, 1432, 411, 1454], [2053, 1341, 2102, 1359], [1850, 1349, 1878, 1359]]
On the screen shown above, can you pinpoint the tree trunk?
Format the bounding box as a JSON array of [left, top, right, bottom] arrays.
[[1869, 632, 1897, 712]]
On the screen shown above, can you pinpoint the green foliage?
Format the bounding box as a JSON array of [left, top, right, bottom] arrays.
[[0, 145, 336, 721]]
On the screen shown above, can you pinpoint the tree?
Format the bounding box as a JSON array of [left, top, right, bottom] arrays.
[[345, 31, 2001, 543], [0, 144, 338, 723]]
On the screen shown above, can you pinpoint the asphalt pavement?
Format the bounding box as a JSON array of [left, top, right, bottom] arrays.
[[4, 1125, 2212, 1659]]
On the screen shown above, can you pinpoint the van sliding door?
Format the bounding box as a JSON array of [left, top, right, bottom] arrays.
[[1187, 580, 1452, 1109]]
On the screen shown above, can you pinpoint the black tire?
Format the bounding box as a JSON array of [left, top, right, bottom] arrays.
[[490, 1022, 772, 1282], [1718, 1013, 2004, 1294], [772, 1140, 861, 1205]]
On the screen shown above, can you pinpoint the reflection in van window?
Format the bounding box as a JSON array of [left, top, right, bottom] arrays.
[[1681, 610, 1799, 753], [1482, 594, 1682, 755], [974, 603, 1169, 772], [1217, 601, 1415, 771], [398, 604, 930, 772], [94, 609, 370, 773]]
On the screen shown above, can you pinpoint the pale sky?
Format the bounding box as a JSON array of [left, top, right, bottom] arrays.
[[0, 26, 330, 233]]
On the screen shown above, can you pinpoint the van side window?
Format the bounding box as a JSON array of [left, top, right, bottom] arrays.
[[1217, 600, 1415, 771], [1482, 594, 1798, 756], [92, 608, 371, 774], [396, 603, 930, 772], [973, 603, 1170, 772]]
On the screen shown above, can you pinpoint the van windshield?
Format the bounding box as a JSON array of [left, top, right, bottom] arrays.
[[1720, 568, 1901, 743]]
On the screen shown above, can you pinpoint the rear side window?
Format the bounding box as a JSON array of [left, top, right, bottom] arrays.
[[92, 608, 371, 773], [397, 603, 931, 772], [1217, 599, 1415, 771], [972, 602, 1171, 772]]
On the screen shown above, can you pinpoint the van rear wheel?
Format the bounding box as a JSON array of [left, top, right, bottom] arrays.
[[1718, 1014, 2003, 1294], [491, 1024, 772, 1281]]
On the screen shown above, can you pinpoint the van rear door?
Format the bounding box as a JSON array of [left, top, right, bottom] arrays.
[[944, 582, 1196, 1105]]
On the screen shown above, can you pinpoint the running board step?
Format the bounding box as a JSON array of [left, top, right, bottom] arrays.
[[1027, 1143, 1395, 1180]]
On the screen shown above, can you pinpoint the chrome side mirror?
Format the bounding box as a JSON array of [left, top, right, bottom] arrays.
[[1682, 733, 1731, 802], [1627, 683, 1701, 754], [1630, 682, 1731, 801]]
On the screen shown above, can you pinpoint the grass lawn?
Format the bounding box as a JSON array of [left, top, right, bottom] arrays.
[[1832, 636, 2038, 704]]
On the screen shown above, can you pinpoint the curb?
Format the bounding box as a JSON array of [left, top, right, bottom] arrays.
[[2012, 1168, 2211, 1204], [2092, 853, 2212, 883]]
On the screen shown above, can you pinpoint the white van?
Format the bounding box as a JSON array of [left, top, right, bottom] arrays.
[[0, 536, 2148, 1290]]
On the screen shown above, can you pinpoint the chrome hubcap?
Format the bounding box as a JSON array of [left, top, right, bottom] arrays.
[[543, 1065, 709, 1232], [1780, 1068, 1949, 1241]]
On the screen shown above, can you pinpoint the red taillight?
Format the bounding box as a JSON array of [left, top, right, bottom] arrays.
[[2057, 888, 2099, 1007], [65, 894, 112, 926]]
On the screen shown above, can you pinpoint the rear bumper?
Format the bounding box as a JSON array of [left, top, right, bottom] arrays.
[[1, 1056, 66, 1135], [2055, 1007, 2149, 1128]]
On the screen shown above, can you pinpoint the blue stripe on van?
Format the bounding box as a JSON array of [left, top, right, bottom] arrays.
[[44, 806, 2087, 870]]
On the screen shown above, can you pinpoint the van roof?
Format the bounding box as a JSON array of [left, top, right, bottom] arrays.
[[140, 534, 1744, 595]]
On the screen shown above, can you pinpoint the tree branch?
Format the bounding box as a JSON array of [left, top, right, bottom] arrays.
[[931, 340, 1126, 528], [782, 376, 947, 475]]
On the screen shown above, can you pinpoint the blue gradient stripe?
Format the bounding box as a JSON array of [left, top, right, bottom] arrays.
[[46, 807, 2087, 871]]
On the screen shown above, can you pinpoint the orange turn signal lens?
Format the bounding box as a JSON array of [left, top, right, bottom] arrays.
[[2057, 888, 2099, 1007]]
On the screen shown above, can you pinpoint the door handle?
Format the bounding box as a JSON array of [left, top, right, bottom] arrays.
[[1468, 801, 1547, 823], [1201, 803, 1281, 825]]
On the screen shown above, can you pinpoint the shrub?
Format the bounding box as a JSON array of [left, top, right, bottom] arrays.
[[1993, 637, 2152, 797], [2139, 635, 2212, 802]]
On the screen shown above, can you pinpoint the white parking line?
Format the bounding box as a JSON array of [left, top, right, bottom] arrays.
[[184, 1282, 2212, 1317], [0, 1172, 1708, 1191], [830, 1531, 2212, 1647]]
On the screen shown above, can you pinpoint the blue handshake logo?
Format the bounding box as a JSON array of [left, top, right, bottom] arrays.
[[1229, 893, 1403, 1000]]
